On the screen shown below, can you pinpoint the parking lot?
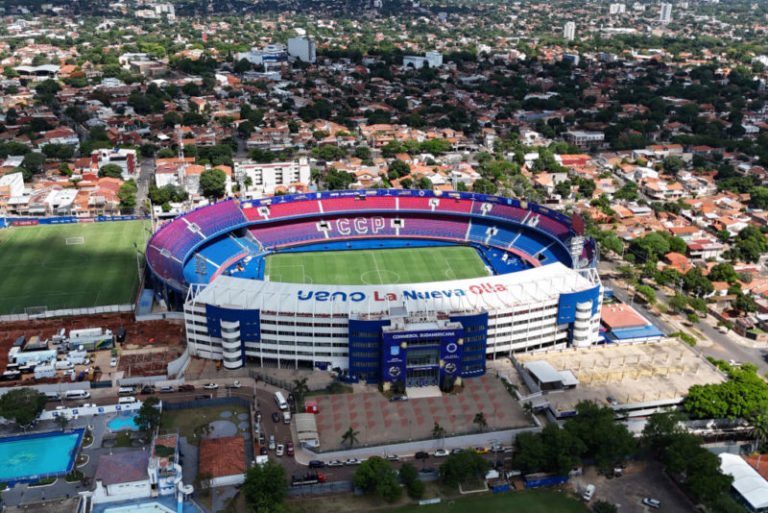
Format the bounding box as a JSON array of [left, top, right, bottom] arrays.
[[572, 460, 695, 513]]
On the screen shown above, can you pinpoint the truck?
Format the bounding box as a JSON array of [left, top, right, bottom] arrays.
[[34, 365, 56, 379], [68, 328, 113, 351], [291, 472, 327, 487]]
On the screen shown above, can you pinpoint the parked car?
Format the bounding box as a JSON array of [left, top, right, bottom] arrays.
[[384, 453, 400, 461], [286, 442, 294, 456], [582, 484, 595, 501], [433, 449, 450, 457], [110, 358, 118, 367], [203, 383, 218, 390], [345, 458, 362, 465], [268, 435, 276, 451], [308, 460, 325, 469], [450, 448, 463, 455], [474, 446, 489, 454], [178, 384, 195, 392], [327, 460, 344, 467], [276, 444, 285, 457], [259, 447, 267, 456], [642, 498, 661, 509], [272, 412, 281, 423], [258, 433, 265, 445], [490, 444, 504, 453], [141, 386, 155, 394], [159, 386, 174, 393], [414, 451, 429, 460], [226, 381, 241, 389]]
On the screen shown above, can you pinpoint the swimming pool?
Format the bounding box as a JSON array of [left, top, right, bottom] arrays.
[[108, 412, 138, 431], [92, 496, 203, 513], [0, 429, 84, 483]]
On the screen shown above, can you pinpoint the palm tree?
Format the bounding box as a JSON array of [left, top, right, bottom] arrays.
[[292, 377, 309, 408], [341, 426, 359, 448], [432, 421, 446, 439], [54, 414, 69, 431], [752, 408, 768, 452], [473, 412, 487, 432]]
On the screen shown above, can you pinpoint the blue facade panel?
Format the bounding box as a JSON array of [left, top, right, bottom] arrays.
[[348, 318, 390, 382], [204, 305, 261, 342], [451, 312, 488, 378], [556, 285, 601, 324]]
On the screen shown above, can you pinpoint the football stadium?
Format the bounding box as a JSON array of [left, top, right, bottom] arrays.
[[146, 189, 602, 389]]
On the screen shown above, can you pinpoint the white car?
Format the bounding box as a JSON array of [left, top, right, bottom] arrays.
[[345, 458, 362, 465], [642, 498, 661, 509], [110, 358, 118, 367], [433, 449, 450, 457], [268, 435, 276, 451], [203, 383, 219, 390], [225, 381, 241, 389], [327, 460, 344, 467], [276, 443, 284, 457]]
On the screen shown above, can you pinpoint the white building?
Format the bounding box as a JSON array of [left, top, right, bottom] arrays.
[[235, 158, 311, 197], [92, 148, 137, 180], [609, 3, 626, 14], [92, 450, 152, 503], [0, 172, 25, 199], [563, 21, 576, 40], [236, 43, 287, 69], [660, 2, 672, 23], [403, 51, 443, 69], [564, 130, 604, 148], [287, 37, 316, 64]]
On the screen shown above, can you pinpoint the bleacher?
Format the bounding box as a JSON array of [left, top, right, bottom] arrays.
[[183, 200, 247, 236], [321, 196, 394, 212]]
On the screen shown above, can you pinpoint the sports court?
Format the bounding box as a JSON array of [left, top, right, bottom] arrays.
[[264, 246, 489, 285], [0, 221, 147, 314]]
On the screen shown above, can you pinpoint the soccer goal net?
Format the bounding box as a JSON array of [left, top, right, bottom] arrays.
[[65, 236, 85, 245], [25, 305, 47, 316]]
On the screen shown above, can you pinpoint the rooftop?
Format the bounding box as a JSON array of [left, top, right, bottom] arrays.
[[199, 436, 245, 478]]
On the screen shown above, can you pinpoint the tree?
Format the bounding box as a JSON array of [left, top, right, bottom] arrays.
[[472, 178, 497, 195], [708, 263, 738, 283], [541, 423, 585, 476], [353, 146, 371, 160], [642, 411, 685, 455], [473, 412, 487, 431], [668, 294, 688, 313], [564, 401, 636, 473], [22, 152, 45, 175], [387, 159, 411, 180], [118, 179, 138, 211], [440, 450, 490, 487], [751, 407, 768, 451], [353, 457, 402, 502], [682, 268, 714, 298], [325, 169, 354, 190], [399, 463, 425, 499], [292, 378, 309, 407], [135, 396, 161, 438], [514, 431, 546, 474], [636, 285, 656, 304], [0, 388, 47, 427], [341, 426, 359, 447], [732, 226, 768, 263], [243, 459, 288, 513], [98, 164, 124, 178], [593, 501, 618, 513], [199, 168, 227, 199], [54, 413, 69, 431], [432, 422, 446, 440], [663, 156, 684, 174], [734, 293, 757, 314]]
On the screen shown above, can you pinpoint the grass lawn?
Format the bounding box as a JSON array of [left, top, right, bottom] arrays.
[[0, 220, 148, 314], [264, 246, 489, 285], [160, 404, 250, 446]]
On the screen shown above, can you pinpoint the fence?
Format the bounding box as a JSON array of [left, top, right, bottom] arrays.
[[1, 215, 147, 227], [0, 303, 134, 322], [167, 348, 191, 379], [286, 480, 353, 497], [248, 369, 326, 392]]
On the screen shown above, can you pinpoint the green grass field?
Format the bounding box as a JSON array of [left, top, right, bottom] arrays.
[[264, 246, 489, 285], [391, 489, 589, 513], [0, 221, 148, 314]]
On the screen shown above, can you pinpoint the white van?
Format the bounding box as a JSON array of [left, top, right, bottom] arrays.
[[283, 411, 291, 424], [45, 391, 61, 401], [64, 390, 90, 400], [582, 484, 595, 501], [118, 396, 137, 404], [118, 386, 135, 396], [274, 392, 287, 410], [55, 360, 74, 370]]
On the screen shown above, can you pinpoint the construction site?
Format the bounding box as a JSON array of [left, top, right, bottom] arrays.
[[513, 339, 727, 418]]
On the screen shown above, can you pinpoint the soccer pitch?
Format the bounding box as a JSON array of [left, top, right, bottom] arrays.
[[0, 221, 148, 315], [264, 246, 490, 285]]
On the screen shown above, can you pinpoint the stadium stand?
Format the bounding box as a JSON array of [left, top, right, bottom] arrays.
[[184, 199, 247, 236]]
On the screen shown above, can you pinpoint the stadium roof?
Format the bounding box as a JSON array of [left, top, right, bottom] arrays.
[[191, 262, 599, 315], [720, 453, 768, 511]]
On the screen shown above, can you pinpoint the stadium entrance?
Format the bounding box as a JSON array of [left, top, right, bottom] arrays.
[[406, 368, 439, 387]]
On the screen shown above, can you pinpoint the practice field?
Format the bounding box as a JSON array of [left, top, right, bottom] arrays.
[[391, 489, 589, 513], [0, 221, 147, 315], [264, 246, 490, 285]]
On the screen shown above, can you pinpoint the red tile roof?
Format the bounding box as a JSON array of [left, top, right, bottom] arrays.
[[199, 436, 245, 478]]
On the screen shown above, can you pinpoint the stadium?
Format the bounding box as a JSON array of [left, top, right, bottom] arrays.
[[146, 189, 602, 389]]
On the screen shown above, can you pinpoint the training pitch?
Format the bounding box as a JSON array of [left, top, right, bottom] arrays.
[[264, 246, 490, 285], [0, 221, 147, 315]]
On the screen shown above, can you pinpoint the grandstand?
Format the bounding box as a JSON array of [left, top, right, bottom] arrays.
[[146, 189, 601, 388]]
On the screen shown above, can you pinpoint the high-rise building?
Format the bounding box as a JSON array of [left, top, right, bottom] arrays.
[[609, 3, 626, 14], [660, 2, 672, 23], [287, 37, 316, 64], [563, 21, 576, 41]]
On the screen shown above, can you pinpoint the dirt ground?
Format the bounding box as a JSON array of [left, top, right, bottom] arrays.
[[0, 312, 185, 385]]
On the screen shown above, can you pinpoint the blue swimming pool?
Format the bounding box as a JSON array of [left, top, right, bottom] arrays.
[[108, 413, 138, 431], [0, 429, 84, 483]]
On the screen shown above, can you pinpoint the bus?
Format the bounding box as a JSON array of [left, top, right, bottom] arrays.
[[274, 391, 287, 410], [64, 390, 91, 400]]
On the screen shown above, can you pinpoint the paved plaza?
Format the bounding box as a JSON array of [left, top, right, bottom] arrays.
[[313, 375, 531, 451]]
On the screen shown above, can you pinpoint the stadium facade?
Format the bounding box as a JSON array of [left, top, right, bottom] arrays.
[[146, 189, 602, 388]]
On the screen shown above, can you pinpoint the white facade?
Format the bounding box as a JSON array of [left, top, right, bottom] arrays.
[[403, 52, 443, 69], [609, 3, 626, 14], [184, 263, 602, 370], [235, 158, 311, 197], [93, 148, 137, 180], [660, 2, 672, 23], [287, 37, 316, 64], [0, 172, 24, 198], [563, 21, 576, 40], [564, 130, 604, 147]]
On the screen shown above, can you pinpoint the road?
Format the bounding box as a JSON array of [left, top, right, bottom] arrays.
[[598, 260, 768, 374], [135, 154, 155, 213]]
